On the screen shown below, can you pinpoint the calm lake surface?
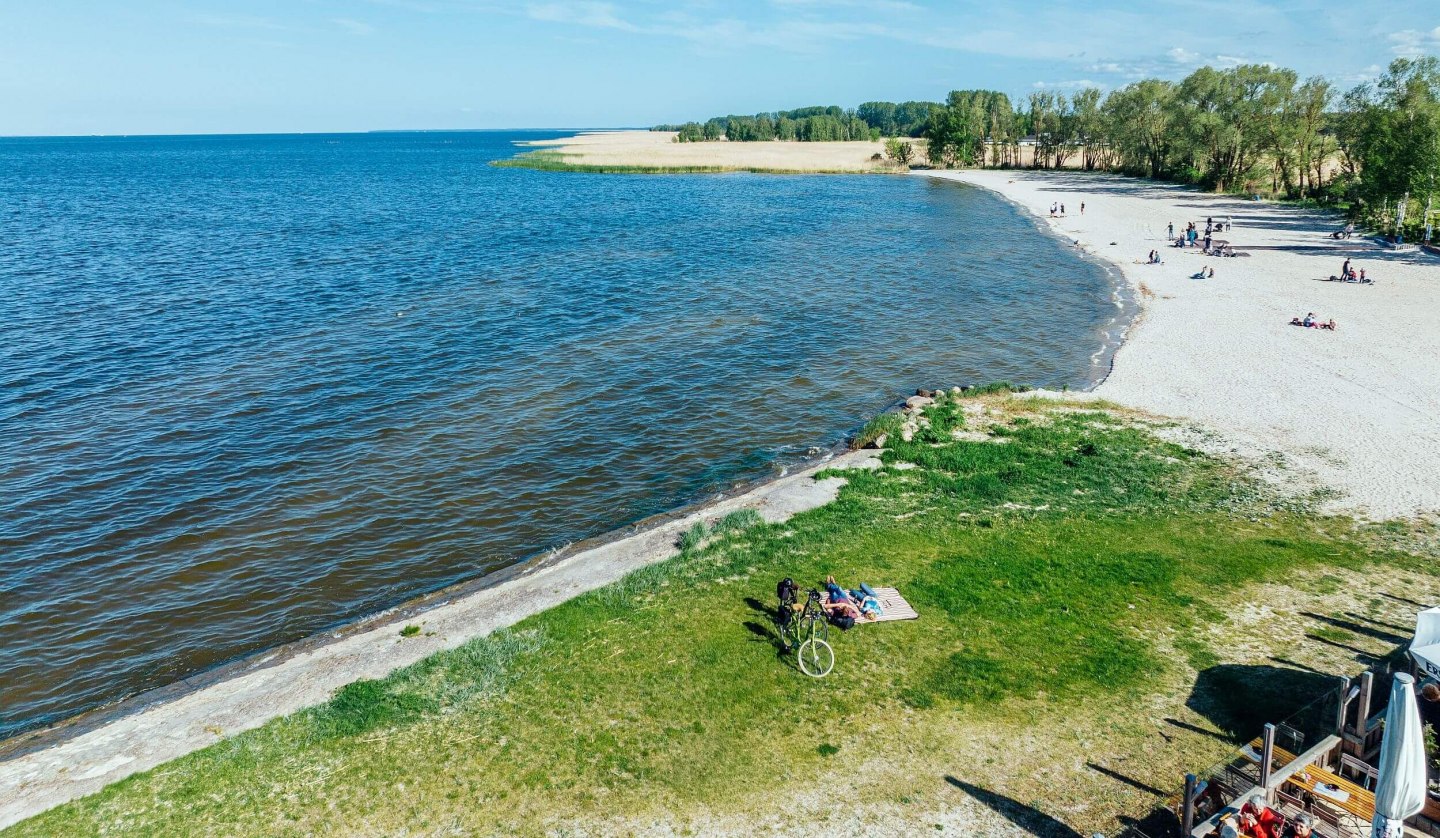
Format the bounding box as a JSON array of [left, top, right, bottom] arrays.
[[0, 131, 1122, 736]]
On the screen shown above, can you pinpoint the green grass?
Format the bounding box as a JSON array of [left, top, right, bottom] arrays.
[[10, 396, 1432, 837], [851, 411, 902, 449]]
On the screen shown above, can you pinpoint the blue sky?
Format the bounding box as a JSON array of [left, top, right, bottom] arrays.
[[2, 1, 1437, 136]]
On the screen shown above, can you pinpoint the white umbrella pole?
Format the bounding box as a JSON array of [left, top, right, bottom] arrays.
[[1371, 673, 1428, 838]]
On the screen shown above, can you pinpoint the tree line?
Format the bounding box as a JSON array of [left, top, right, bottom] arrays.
[[653, 57, 1440, 238], [653, 102, 939, 144], [918, 58, 1439, 237]]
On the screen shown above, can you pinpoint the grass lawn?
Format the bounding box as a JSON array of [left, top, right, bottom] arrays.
[[10, 393, 1437, 837]]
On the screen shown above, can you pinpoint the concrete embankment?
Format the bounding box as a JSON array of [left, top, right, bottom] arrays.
[[0, 448, 880, 830]]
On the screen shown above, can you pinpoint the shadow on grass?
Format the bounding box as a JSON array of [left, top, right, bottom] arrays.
[[1162, 717, 1232, 743], [1085, 762, 1169, 796], [944, 776, 1084, 838], [1300, 611, 1408, 645], [1186, 664, 1337, 742], [742, 596, 791, 660]]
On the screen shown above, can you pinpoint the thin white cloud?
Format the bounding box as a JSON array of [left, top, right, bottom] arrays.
[[1032, 79, 1101, 90], [190, 14, 287, 31], [527, 2, 637, 31], [333, 18, 377, 36], [1388, 26, 1440, 57]]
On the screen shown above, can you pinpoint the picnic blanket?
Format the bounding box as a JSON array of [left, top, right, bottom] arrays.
[[856, 587, 919, 624]]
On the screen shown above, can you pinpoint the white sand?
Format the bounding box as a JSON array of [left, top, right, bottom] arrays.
[[522, 130, 901, 172], [924, 169, 1440, 520]]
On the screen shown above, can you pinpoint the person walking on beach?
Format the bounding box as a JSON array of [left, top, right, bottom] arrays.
[[1060, 203, 1066, 215], [1167, 222, 1174, 240], [1080, 202, 1085, 215], [1341, 258, 1351, 281]]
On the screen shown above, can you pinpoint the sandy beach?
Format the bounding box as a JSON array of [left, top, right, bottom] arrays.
[[924, 169, 1440, 520], [520, 130, 902, 172]]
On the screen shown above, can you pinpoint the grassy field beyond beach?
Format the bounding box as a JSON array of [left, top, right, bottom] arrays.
[[9, 390, 1437, 837]]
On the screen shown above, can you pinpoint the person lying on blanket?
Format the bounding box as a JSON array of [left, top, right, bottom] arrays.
[[823, 576, 864, 620], [825, 576, 882, 620]]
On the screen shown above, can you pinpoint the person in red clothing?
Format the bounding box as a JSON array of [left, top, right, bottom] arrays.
[[1238, 794, 1282, 838]]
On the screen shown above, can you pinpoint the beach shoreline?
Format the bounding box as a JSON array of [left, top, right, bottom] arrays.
[[922, 168, 1440, 521], [0, 446, 883, 829], [5, 151, 1439, 831]]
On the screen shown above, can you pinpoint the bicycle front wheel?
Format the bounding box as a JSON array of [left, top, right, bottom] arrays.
[[798, 639, 834, 678]]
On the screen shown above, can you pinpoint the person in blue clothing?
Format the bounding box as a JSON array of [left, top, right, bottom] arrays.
[[823, 575, 863, 620]]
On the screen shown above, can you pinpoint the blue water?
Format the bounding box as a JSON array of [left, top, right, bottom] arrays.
[[0, 131, 1122, 737]]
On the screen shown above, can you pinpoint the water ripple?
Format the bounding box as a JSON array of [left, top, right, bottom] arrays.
[[0, 131, 1118, 737]]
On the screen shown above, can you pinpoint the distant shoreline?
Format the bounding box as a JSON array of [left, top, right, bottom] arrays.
[[499, 129, 908, 174]]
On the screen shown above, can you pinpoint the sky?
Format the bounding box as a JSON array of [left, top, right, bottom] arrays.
[[2, 1, 1438, 136]]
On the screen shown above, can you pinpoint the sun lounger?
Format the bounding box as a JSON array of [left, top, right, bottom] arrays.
[[855, 587, 919, 624]]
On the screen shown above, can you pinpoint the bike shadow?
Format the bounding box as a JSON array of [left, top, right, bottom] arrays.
[[742, 597, 792, 660]]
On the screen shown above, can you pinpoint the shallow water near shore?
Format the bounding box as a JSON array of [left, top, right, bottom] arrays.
[[0, 131, 1120, 737]]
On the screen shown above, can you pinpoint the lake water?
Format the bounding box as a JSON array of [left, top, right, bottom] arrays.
[[0, 131, 1123, 737]]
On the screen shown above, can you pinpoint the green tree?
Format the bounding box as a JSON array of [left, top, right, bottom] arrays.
[[1102, 79, 1177, 178], [885, 137, 915, 166]]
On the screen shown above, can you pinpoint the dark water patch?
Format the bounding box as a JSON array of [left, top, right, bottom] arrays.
[[0, 132, 1117, 736]]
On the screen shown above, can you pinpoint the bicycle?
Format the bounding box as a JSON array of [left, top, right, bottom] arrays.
[[778, 588, 833, 678]]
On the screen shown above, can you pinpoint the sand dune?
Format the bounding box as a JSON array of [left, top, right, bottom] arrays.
[[521, 129, 903, 172], [926, 169, 1440, 520]]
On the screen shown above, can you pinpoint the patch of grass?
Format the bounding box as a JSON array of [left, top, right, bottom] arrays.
[[399, 624, 421, 638], [1308, 625, 1352, 644], [961, 381, 1031, 398], [12, 397, 1432, 838], [852, 412, 903, 449], [1175, 636, 1220, 671], [713, 509, 763, 534], [913, 399, 964, 444], [677, 520, 710, 552]]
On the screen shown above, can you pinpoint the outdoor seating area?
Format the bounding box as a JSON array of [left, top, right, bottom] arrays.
[[1128, 606, 1440, 838]]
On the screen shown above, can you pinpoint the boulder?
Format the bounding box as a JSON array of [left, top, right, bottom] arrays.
[[905, 395, 934, 411]]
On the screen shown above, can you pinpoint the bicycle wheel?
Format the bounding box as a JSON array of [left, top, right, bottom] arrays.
[[798, 638, 834, 678], [778, 616, 799, 651], [799, 612, 828, 644]]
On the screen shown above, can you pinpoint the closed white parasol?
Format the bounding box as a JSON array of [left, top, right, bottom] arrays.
[[1370, 673, 1428, 838], [1411, 607, 1440, 681]]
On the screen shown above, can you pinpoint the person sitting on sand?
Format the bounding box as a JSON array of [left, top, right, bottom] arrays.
[[1321, 318, 1337, 330], [1302, 312, 1315, 327], [1191, 266, 1215, 279]]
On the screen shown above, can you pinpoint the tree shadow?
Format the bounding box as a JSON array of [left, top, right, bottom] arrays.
[[1085, 762, 1170, 797], [1381, 592, 1425, 608], [1163, 717, 1232, 742], [1299, 611, 1408, 645], [1187, 664, 1337, 742], [1304, 633, 1382, 665], [1343, 610, 1413, 636], [943, 776, 1085, 838], [1268, 656, 1327, 676]]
